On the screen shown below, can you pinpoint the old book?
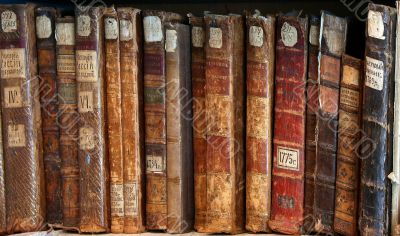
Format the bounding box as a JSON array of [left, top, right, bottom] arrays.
[[35, 7, 62, 225], [0, 4, 45, 233], [165, 22, 194, 233], [117, 7, 145, 233], [0, 109, 4, 234], [201, 13, 245, 234], [143, 10, 183, 230], [314, 11, 347, 233], [245, 11, 275, 233], [75, 7, 109, 233], [56, 16, 80, 228], [303, 15, 320, 233], [359, 4, 396, 235], [333, 55, 363, 236], [268, 13, 308, 235]]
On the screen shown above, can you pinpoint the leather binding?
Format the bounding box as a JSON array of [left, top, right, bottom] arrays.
[[359, 4, 396, 235], [245, 11, 275, 233], [268, 13, 308, 235], [143, 10, 183, 230], [333, 55, 363, 236], [0, 109, 4, 235], [304, 15, 320, 233], [75, 7, 109, 233], [35, 7, 62, 225], [56, 16, 80, 228], [201, 13, 245, 234], [314, 11, 347, 233], [188, 14, 207, 232], [0, 4, 46, 233], [117, 7, 145, 233], [165, 22, 194, 233]]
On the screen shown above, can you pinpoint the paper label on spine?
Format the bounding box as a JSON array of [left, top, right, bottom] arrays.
[[36, 15, 52, 39], [281, 22, 297, 47], [309, 25, 319, 46], [119, 19, 133, 41], [111, 184, 124, 217], [209, 27, 222, 48], [368, 10, 385, 40], [76, 50, 98, 82], [1, 11, 17, 32], [77, 15, 91, 37], [277, 146, 299, 171], [4, 86, 22, 108], [124, 182, 138, 216], [192, 26, 204, 47], [165, 29, 177, 52], [0, 48, 26, 79], [146, 154, 164, 172], [105, 17, 118, 40], [143, 16, 162, 42], [8, 124, 25, 147], [56, 23, 75, 45], [365, 56, 384, 91], [79, 127, 95, 150], [249, 26, 263, 47], [57, 54, 75, 73], [78, 91, 93, 113]]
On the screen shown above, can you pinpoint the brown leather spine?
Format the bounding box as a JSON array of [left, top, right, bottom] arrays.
[[0, 105, 5, 234], [36, 7, 62, 225], [201, 13, 245, 234], [314, 11, 347, 233], [143, 10, 183, 230], [245, 12, 275, 233], [0, 4, 45, 233], [56, 16, 80, 228], [117, 7, 145, 233], [333, 55, 363, 236], [75, 7, 109, 233]]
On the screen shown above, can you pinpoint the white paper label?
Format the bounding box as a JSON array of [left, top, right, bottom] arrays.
[[0, 48, 26, 79], [124, 182, 138, 216], [281, 22, 297, 47], [36, 15, 52, 39], [368, 10, 385, 40], [77, 15, 91, 37], [277, 147, 299, 171], [55, 23, 75, 45], [8, 124, 25, 147], [76, 50, 98, 82], [192, 26, 204, 48], [105, 17, 118, 40], [249, 26, 263, 47], [111, 184, 124, 217], [143, 16, 162, 42], [309, 25, 319, 46], [209, 27, 222, 49], [146, 155, 164, 172], [4, 86, 22, 108], [119, 19, 133, 41], [79, 127, 95, 150], [78, 91, 94, 113], [165, 29, 177, 52], [365, 56, 384, 91], [1, 10, 17, 32]]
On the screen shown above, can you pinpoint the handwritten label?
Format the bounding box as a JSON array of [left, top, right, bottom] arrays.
[[143, 16, 162, 42], [8, 124, 25, 147], [146, 154, 164, 172], [1, 10, 17, 32], [119, 19, 133, 41], [111, 184, 124, 217], [55, 22, 75, 45], [124, 182, 138, 216], [76, 50, 98, 82], [281, 22, 297, 47], [105, 17, 118, 40], [77, 15, 91, 37], [309, 25, 319, 46], [0, 48, 26, 79], [78, 91, 93, 113], [79, 127, 95, 150], [340, 87, 359, 109], [165, 29, 177, 52], [368, 10, 385, 40], [4, 86, 22, 108], [192, 26, 204, 47], [57, 54, 75, 73], [249, 26, 263, 47], [365, 56, 384, 91], [277, 146, 299, 170], [209, 27, 222, 49], [36, 15, 52, 39]]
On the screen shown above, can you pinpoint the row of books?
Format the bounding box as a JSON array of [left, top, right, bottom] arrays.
[[0, 2, 398, 236]]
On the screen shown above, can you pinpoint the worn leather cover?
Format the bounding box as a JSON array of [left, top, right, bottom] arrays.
[[359, 4, 396, 236], [0, 109, 4, 235], [36, 7, 62, 225], [333, 55, 363, 236], [56, 16, 80, 228], [268, 14, 308, 235], [75, 7, 109, 233], [0, 4, 46, 233], [117, 7, 145, 234], [201, 13, 245, 234], [245, 11, 275, 233], [165, 22, 194, 233], [143, 10, 183, 230], [314, 11, 347, 233]]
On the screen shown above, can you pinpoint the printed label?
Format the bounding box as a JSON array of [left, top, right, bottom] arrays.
[[76, 50, 98, 82], [340, 87, 359, 109], [368, 10, 385, 40], [59, 83, 77, 104], [192, 26, 204, 47], [143, 16, 162, 42], [249, 26, 263, 47], [4, 86, 22, 108], [277, 146, 299, 170], [309, 25, 319, 46], [165, 29, 177, 52], [124, 182, 138, 216], [8, 124, 25, 147], [78, 91, 94, 113], [111, 184, 124, 217], [77, 15, 91, 37], [57, 54, 75, 73], [55, 23, 75, 45], [209, 27, 222, 49], [105, 17, 118, 40], [79, 127, 95, 150], [36, 15, 52, 39], [0, 48, 26, 79], [365, 56, 384, 91], [146, 154, 164, 172], [281, 22, 297, 47], [1, 10, 17, 32], [119, 19, 133, 41]]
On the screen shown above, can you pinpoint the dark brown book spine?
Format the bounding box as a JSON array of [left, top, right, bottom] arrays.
[[75, 7, 109, 233], [245, 12, 275, 233], [56, 16, 80, 228], [117, 7, 145, 233], [0, 110, 5, 234], [0, 4, 45, 233], [359, 4, 396, 235], [314, 11, 347, 233]]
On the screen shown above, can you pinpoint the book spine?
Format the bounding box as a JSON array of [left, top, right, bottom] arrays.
[[333, 55, 363, 236], [117, 7, 145, 233], [0, 4, 45, 233], [56, 16, 80, 228], [314, 12, 347, 233], [202, 14, 245, 234], [0, 102, 4, 234], [359, 4, 396, 235], [35, 7, 62, 225], [268, 15, 308, 235], [165, 22, 194, 234], [245, 13, 275, 233], [75, 7, 109, 233]]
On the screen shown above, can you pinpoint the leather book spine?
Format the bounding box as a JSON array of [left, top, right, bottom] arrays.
[[0, 4, 46, 233], [0, 108, 4, 234], [333, 55, 363, 236], [117, 7, 145, 233], [75, 7, 109, 233], [268, 14, 308, 235], [314, 11, 347, 233], [56, 16, 80, 228], [245, 12, 275, 233], [359, 4, 396, 235], [165, 22, 194, 234], [35, 7, 62, 225], [202, 14, 245, 234]]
